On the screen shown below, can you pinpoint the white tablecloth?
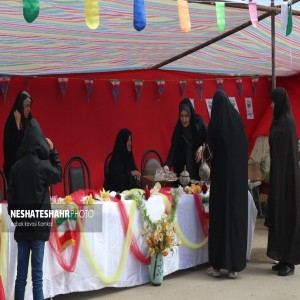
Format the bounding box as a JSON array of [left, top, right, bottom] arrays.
[[0, 192, 257, 300]]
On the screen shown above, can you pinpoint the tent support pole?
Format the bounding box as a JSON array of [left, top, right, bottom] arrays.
[[271, 0, 276, 90]]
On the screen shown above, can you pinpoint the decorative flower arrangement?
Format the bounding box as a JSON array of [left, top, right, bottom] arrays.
[[125, 188, 181, 257]]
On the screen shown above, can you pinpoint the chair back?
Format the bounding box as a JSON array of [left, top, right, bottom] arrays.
[[104, 152, 113, 179], [141, 149, 163, 176], [0, 168, 7, 202], [64, 156, 91, 195]]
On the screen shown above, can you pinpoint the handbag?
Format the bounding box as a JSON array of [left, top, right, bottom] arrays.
[[248, 158, 262, 182]]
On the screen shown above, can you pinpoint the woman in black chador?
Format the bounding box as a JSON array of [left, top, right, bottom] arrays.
[[104, 128, 141, 192], [206, 90, 248, 279], [3, 91, 32, 181], [164, 98, 207, 180], [266, 87, 300, 276]]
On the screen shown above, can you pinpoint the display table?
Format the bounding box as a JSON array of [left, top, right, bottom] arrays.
[[0, 191, 257, 300], [141, 175, 178, 188]]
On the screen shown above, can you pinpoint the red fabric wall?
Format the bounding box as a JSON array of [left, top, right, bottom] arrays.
[[0, 70, 271, 196]]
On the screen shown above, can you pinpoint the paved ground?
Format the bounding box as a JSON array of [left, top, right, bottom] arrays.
[[49, 219, 300, 300]]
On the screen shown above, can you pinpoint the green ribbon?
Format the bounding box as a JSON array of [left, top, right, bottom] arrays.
[[216, 2, 225, 33], [23, 0, 39, 23], [286, 5, 293, 36]]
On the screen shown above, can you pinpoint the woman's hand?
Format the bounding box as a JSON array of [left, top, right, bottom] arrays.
[[14, 110, 21, 130], [131, 170, 141, 180], [195, 146, 203, 163]]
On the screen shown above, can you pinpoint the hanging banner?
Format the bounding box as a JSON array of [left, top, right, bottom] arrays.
[[0, 75, 11, 103], [286, 4, 293, 36], [156, 80, 165, 101], [23, 0, 39, 23], [251, 76, 259, 97], [110, 80, 121, 104], [245, 97, 254, 119], [281, 1, 289, 30], [216, 78, 223, 90], [229, 97, 239, 113], [134, 0, 146, 31], [206, 99, 213, 118], [84, 79, 94, 102], [248, 2, 258, 28], [84, 0, 100, 30], [58, 78, 68, 98], [195, 80, 203, 101], [179, 80, 187, 99], [236, 78, 243, 97], [216, 2, 225, 33], [178, 0, 191, 33], [134, 80, 144, 104]]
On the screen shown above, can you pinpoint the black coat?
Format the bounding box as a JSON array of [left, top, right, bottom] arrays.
[[266, 88, 300, 265], [207, 90, 248, 272], [7, 119, 62, 242]]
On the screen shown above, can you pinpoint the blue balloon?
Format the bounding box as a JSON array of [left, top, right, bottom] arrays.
[[134, 0, 146, 31]]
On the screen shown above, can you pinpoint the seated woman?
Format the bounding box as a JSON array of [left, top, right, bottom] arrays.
[[104, 128, 141, 192], [164, 98, 207, 180]]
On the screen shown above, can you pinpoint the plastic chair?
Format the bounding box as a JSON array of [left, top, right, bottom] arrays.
[[0, 168, 7, 202], [64, 156, 91, 195], [104, 152, 113, 179], [141, 149, 163, 176]]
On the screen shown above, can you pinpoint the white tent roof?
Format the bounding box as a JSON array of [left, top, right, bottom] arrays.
[[0, 0, 300, 76]]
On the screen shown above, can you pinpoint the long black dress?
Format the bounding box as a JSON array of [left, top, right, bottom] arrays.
[[3, 91, 32, 181], [207, 90, 248, 272], [104, 128, 140, 192], [165, 98, 207, 180], [266, 88, 300, 265]]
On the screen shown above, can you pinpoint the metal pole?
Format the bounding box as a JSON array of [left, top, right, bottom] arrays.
[[271, 0, 276, 90]]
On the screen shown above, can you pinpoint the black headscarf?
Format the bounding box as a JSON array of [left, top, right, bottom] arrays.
[[3, 91, 33, 181], [165, 98, 207, 179], [104, 128, 138, 192], [207, 90, 248, 272], [266, 87, 300, 265]]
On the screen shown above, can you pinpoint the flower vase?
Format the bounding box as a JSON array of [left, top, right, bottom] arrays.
[[150, 253, 164, 286]]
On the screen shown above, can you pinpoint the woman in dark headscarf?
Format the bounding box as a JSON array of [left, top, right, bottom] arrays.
[[104, 128, 141, 192], [164, 98, 207, 180], [3, 91, 33, 181], [266, 87, 300, 276], [206, 90, 248, 279]]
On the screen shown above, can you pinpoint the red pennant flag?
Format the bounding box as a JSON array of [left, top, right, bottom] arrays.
[[156, 80, 165, 101], [179, 80, 187, 99], [58, 78, 68, 97], [236, 78, 243, 97], [110, 80, 121, 104], [84, 79, 94, 102], [251, 76, 259, 97], [134, 80, 144, 104], [216, 78, 223, 90], [0, 76, 11, 103], [195, 79, 203, 101]]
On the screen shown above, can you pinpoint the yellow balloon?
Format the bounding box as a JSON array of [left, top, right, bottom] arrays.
[[85, 0, 100, 30]]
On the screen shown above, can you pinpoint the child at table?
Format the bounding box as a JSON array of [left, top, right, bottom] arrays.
[[7, 119, 62, 300]]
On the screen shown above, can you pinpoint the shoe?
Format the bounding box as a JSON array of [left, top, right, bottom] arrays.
[[278, 265, 294, 276], [228, 271, 237, 279], [206, 266, 221, 277], [272, 262, 284, 271]]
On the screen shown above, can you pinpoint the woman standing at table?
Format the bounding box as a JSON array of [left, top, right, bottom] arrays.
[[163, 98, 207, 180], [104, 128, 141, 192], [206, 90, 248, 279], [265, 87, 300, 276], [3, 91, 33, 182]]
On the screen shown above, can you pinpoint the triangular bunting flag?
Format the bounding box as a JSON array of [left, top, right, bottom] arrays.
[[236, 78, 243, 97], [248, 2, 258, 28], [110, 80, 121, 104], [156, 80, 165, 101], [216, 2, 225, 33], [84, 79, 94, 102], [134, 80, 144, 104], [179, 80, 187, 99], [58, 78, 68, 98], [251, 76, 259, 97], [281, 1, 289, 30], [178, 0, 191, 33], [84, 0, 100, 30], [216, 78, 223, 90], [0, 75, 11, 102], [134, 0, 146, 31], [286, 4, 293, 36], [23, 0, 39, 23], [195, 79, 203, 101]]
